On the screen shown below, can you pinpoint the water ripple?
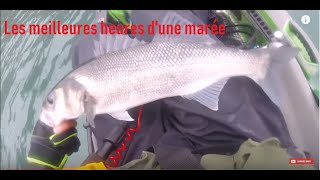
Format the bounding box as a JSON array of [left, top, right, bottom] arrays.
[[1, 10, 95, 169]]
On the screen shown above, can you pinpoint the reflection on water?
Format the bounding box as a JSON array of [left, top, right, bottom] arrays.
[[1, 10, 95, 169]]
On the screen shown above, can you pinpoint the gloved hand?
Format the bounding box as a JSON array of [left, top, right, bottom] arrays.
[[27, 120, 80, 169]]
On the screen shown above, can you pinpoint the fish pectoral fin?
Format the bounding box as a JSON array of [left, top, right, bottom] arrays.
[[84, 94, 97, 128], [85, 105, 96, 128], [182, 78, 229, 111], [109, 111, 135, 121]]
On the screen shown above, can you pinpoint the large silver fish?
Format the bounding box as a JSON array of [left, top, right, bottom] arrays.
[[39, 12, 299, 127]]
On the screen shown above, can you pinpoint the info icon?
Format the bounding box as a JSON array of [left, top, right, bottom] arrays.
[[301, 15, 311, 25]]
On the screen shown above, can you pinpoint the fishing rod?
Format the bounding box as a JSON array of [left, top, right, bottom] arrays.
[[81, 106, 143, 168]]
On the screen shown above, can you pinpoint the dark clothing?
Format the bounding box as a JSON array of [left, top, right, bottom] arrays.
[[71, 10, 302, 169], [114, 77, 300, 169]]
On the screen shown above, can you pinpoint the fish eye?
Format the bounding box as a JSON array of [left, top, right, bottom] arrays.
[[47, 94, 54, 105]]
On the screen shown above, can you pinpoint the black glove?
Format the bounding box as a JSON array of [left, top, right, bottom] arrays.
[[27, 120, 80, 169]]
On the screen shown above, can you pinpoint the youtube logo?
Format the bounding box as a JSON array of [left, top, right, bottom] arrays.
[[289, 158, 314, 165]]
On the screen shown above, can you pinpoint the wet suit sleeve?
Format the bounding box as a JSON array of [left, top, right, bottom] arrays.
[[27, 120, 80, 169]]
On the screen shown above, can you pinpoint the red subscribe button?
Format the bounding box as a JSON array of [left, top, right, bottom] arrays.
[[289, 158, 314, 165]]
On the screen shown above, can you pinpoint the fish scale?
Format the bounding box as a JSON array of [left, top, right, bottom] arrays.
[[69, 41, 265, 112], [39, 37, 298, 127]]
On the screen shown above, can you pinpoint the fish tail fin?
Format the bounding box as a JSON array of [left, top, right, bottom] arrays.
[[252, 43, 300, 64], [249, 44, 299, 82], [267, 45, 300, 79], [267, 45, 300, 64]]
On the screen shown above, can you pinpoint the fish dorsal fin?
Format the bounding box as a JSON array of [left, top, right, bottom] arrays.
[[152, 11, 221, 45], [99, 33, 146, 54]]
